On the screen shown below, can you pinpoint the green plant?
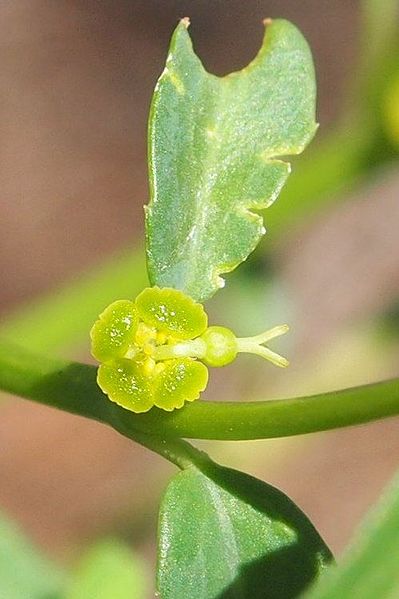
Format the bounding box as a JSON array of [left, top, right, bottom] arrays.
[[1, 14, 399, 599]]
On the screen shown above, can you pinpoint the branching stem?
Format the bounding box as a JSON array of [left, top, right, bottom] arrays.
[[0, 341, 398, 451]]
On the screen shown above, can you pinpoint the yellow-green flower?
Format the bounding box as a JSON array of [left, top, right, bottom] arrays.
[[90, 287, 289, 413]]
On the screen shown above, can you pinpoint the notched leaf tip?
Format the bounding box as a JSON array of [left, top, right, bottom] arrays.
[[180, 17, 190, 29]]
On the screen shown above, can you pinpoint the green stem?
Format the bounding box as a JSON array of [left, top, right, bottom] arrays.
[[0, 341, 208, 468], [0, 340, 398, 442], [119, 429, 209, 470]]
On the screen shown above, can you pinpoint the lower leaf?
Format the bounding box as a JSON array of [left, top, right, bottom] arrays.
[[157, 463, 333, 599]]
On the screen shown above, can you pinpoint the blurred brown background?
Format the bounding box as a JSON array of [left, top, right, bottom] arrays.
[[1, 0, 399, 591]]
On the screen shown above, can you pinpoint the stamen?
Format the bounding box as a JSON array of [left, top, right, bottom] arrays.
[[156, 331, 167, 345], [143, 342, 155, 357], [135, 322, 157, 346], [124, 346, 138, 360], [142, 357, 156, 376]]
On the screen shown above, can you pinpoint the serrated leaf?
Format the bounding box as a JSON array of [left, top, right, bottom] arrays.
[[146, 18, 317, 302], [157, 464, 332, 599], [0, 510, 65, 599], [66, 539, 148, 599], [305, 469, 399, 599]]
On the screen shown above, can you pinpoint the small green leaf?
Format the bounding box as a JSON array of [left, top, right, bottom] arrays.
[[0, 510, 65, 599], [305, 469, 399, 599], [146, 18, 317, 302], [157, 464, 332, 599], [135, 286, 207, 339], [66, 539, 148, 599]]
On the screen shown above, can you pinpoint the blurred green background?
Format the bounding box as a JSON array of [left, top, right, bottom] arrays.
[[0, 1, 398, 597]]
